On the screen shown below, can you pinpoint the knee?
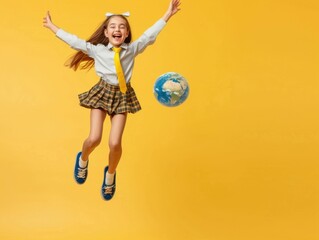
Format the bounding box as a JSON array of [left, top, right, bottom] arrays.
[[109, 140, 122, 152], [86, 136, 102, 149]]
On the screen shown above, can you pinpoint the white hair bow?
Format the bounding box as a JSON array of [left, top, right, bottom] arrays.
[[105, 11, 130, 17]]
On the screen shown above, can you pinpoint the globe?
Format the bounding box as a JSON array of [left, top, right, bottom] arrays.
[[153, 72, 189, 107]]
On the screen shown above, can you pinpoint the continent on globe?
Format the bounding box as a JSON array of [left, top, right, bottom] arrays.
[[163, 80, 182, 92]]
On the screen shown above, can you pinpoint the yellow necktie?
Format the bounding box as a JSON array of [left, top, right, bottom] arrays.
[[113, 47, 127, 93]]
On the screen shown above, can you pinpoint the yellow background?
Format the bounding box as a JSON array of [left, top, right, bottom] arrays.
[[0, 0, 318, 239]]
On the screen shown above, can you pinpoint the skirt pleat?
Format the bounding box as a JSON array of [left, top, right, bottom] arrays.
[[78, 79, 141, 115]]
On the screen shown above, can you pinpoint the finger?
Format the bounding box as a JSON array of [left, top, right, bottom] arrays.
[[173, 2, 180, 9], [47, 11, 51, 20], [175, 3, 181, 10]]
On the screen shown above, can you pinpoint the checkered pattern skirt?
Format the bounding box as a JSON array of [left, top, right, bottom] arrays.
[[78, 79, 141, 115]]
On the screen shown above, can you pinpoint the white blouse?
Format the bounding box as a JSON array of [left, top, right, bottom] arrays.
[[56, 19, 166, 85]]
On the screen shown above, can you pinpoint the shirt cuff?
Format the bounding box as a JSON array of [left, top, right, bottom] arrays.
[[156, 19, 167, 29], [55, 28, 66, 39]]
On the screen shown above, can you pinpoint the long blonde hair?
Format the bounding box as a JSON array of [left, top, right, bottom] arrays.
[[66, 15, 132, 71]]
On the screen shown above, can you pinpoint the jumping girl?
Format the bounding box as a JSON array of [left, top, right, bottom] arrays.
[[43, 0, 181, 201]]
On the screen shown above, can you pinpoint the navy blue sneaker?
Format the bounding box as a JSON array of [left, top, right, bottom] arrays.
[[74, 152, 88, 184], [101, 166, 116, 201]]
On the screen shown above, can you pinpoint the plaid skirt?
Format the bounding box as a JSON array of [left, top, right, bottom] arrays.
[[78, 79, 141, 115]]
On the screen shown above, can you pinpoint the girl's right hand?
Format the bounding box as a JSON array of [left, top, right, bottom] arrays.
[[43, 11, 59, 33], [43, 11, 53, 28]]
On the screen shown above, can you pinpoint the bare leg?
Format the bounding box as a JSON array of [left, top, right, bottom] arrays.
[[81, 109, 107, 161], [107, 113, 127, 174]]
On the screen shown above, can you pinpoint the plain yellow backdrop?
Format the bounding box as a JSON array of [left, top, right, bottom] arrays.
[[0, 0, 318, 239]]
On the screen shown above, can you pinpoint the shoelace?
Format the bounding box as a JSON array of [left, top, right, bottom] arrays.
[[77, 167, 87, 179], [103, 185, 114, 195]]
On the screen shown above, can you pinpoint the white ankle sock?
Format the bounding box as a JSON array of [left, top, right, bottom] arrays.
[[79, 156, 88, 168], [105, 171, 115, 185]]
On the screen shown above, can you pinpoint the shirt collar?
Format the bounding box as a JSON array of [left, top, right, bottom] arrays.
[[107, 43, 128, 50]]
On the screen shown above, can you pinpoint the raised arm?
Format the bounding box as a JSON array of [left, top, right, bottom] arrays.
[[43, 11, 60, 34], [162, 0, 181, 22], [131, 0, 181, 56], [42, 11, 92, 55]]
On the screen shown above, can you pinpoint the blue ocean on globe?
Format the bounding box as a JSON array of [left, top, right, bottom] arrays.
[[153, 72, 189, 107]]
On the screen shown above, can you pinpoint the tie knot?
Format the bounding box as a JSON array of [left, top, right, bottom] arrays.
[[113, 47, 121, 53]]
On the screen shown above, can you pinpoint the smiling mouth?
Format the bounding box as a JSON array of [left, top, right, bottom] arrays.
[[113, 34, 122, 40]]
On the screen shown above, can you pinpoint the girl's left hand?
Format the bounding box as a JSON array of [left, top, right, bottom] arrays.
[[168, 0, 181, 16], [163, 0, 181, 22]]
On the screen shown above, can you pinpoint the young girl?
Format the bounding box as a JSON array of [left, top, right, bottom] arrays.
[[43, 0, 181, 201]]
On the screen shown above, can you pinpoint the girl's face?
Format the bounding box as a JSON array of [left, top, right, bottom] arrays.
[[104, 16, 129, 47]]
